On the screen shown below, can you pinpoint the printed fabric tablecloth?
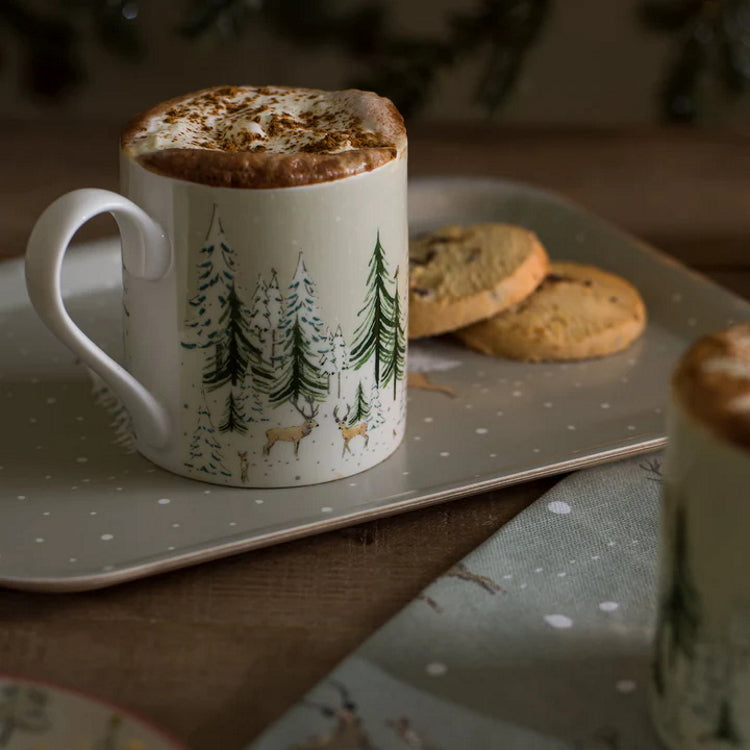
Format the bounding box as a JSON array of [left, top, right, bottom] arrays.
[[248, 454, 666, 750]]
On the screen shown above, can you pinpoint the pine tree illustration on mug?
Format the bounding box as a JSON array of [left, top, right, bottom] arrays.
[[350, 232, 405, 391], [182, 207, 266, 436], [185, 390, 231, 476], [381, 265, 406, 397], [268, 253, 329, 412]]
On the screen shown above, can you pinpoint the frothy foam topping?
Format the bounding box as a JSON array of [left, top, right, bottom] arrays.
[[123, 85, 406, 158]]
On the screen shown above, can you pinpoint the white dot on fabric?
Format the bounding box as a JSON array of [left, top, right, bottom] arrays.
[[616, 680, 636, 694], [440, 451, 450, 457], [557, 572, 567, 578], [76, 457, 88, 463], [321, 506, 333, 513], [157, 498, 170, 505], [543, 402, 552, 408], [255, 499, 264, 504], [627, 425, 636, 431], [544, 614, 573, 629], [17, 495, 26, 500], [567, 425, 576, 431], [69, 557, 77, 563], [600, 402, 610, 409], [35, 538, 44, 543], [599, 602, 620, 612], [423, 417, 433, 423], [100, 534, 114, 541], [475, 428, 488, 434], [426, 662, 447, 677], [547, 501, 571, 515], [534, 567, 543, 573]]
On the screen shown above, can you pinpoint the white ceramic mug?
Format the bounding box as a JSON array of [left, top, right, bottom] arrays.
[[25, 146, 408, 487], [650, 325, 750, 747]]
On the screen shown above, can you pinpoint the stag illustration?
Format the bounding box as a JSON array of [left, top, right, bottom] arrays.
[[263, 399, 319, 458], [294, 681, 372, 750], [333, 404, 369, 457]]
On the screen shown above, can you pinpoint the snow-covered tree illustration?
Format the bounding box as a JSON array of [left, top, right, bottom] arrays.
[[268, 254, 328, 414], [381, 265, 406, 398], [203, 278, 260, 391], [350, 231, 396, 387], [331, 324, 350, 398], [185, 391, 231, 477], [653, 501, 701, 695], [369, 381, 385, 428], [319, 328, 338, 394], [220, 370, 265, 433], [181, 205, 235, 358], [248, 275, 270, 348], [348, 380, 371, 426], [0, 684, 51, 747], [266, 268, 284, 368]]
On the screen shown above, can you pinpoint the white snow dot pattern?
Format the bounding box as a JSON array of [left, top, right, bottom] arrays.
[[544, 614, 573, 629]]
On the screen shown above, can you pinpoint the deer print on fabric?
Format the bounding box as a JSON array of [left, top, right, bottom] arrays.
[[293, 681, 372, 750]]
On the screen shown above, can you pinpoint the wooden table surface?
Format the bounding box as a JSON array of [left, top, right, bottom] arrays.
[[1, 123, 748, 750]]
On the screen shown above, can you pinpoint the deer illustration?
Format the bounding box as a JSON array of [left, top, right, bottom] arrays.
[[263, 399, 319, 458], [333, 404, 369, 457], [238, 451, 249, 483], [294, 681, 372, 750]]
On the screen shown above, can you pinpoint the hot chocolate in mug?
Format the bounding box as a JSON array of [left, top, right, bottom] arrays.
[[25, 86, 408, 487]]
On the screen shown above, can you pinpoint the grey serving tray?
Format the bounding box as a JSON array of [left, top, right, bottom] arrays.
[[2, 177, 747, 592]]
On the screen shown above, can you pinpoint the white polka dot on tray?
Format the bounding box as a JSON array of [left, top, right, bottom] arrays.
[[426, 662, 447, 677], [544, 614, 573, 629]]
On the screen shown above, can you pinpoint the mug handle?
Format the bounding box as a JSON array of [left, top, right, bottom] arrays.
[[25, 188, 172, 448]]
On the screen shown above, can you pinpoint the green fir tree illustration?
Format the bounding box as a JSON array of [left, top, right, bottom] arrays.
[[0, 684, 51, 747], [182, 205, 235, 357], [350, 231, 395, 386], [203, 279, 261, 391], [185, 391, 230, 477], [268, 254, 328, 412], [348, 380, 371, 426], [220, 371, 264, 433], [331, 324, 350, 398], [265, 269, 284, 368], [381, 265, 406, 398], [653, 501, 702, 695]]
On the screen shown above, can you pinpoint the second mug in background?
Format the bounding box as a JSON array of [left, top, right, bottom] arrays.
[[25, 85, 409, 487]]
